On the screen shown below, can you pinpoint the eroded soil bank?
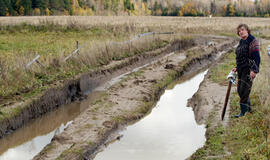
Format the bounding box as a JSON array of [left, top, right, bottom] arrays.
[[32, 36, 236, 160], [188, 74, 232, 126]]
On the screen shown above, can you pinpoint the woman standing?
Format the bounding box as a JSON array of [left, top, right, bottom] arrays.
[[232, 24, 261, 118]]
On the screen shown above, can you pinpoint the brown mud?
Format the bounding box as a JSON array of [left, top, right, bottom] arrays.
[[188, 74, 233, 126]]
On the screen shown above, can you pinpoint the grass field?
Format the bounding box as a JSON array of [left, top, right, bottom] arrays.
[[0, 23, 169, 104], [0, 16, 270, 106]]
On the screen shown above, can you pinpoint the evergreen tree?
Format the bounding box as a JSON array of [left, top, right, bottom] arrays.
[[63, 0, 72, 14], [210, 0, 216, 15], [0, 0, 7, 16], [49, 0, 61, 10], [78, 0, 85, 7], [124, 0, 133, 10], [10, 0, 17, 15], [32, 0, 49, 11], [32, 0, 39, 8], [5, 0, 16, 15], [104, 0, 109, 10], [153, 1, 158, 11], [21, 0, 32, 15], [162, 7, 168, 16]]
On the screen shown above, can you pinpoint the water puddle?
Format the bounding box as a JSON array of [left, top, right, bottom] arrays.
[[0, 91, 104, 160], [94, 70, 208, 160]]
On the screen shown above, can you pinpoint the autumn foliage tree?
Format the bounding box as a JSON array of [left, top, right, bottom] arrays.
[[179, 1, 198, 16], [226, 3, 235, 16], [0, 0, 269, 17]]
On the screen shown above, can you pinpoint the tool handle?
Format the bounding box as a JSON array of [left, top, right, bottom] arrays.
[[221, 81, 232, 121]]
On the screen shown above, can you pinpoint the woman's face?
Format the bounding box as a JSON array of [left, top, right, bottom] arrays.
[[238, 26, 249, 40]]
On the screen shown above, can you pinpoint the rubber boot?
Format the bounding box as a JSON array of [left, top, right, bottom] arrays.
[[234, 103, 248, 118], [247, 100, 252, 113]]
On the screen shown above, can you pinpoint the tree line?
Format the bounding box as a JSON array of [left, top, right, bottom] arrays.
[[0, 0, 270, 17]]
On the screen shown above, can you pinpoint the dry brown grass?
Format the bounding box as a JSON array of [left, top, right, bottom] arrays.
[[1, 16, 270, 34], [252, 42, 270, 106], [0, 30, 172, 103]]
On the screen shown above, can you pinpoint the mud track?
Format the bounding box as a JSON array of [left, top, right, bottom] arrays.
[[0, 38, 197, 139], [31, 35, 237, 160]]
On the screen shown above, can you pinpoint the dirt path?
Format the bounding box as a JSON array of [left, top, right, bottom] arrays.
[[33, 36, 236, 160], [188, 74, 234, 126]]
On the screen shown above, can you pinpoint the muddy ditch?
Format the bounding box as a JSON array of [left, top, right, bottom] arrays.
[[94, 70, 208, 160], [91, 39, 238, 160], [31, 37, 237, 160], [0, 38, 199, 139]]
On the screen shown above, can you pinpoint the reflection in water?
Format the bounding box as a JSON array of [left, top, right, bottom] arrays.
[[0, 91, 103, 160], [95, 71, 208, 160], [0, 122, 71, 160]]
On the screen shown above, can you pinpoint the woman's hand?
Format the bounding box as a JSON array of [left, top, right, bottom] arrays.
[[250, 71, 257, 79], [232, 68, 237, 72]]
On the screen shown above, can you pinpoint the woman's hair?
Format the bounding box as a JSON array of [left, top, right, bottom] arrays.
[[237, 24, 251, 36]]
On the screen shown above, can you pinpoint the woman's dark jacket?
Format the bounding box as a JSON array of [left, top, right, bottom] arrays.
[[235, 34, 261, 73]]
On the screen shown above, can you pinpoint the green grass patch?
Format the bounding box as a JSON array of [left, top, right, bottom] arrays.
[[225, 92, 270, 159], [190, 124, 226, 160], [209, 52, 236, 85], [0, 25, 117, 57], [218, 32, 238, 38]]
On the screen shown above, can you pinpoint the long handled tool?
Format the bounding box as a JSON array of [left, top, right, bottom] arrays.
[[221, 71, 237, 121]]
